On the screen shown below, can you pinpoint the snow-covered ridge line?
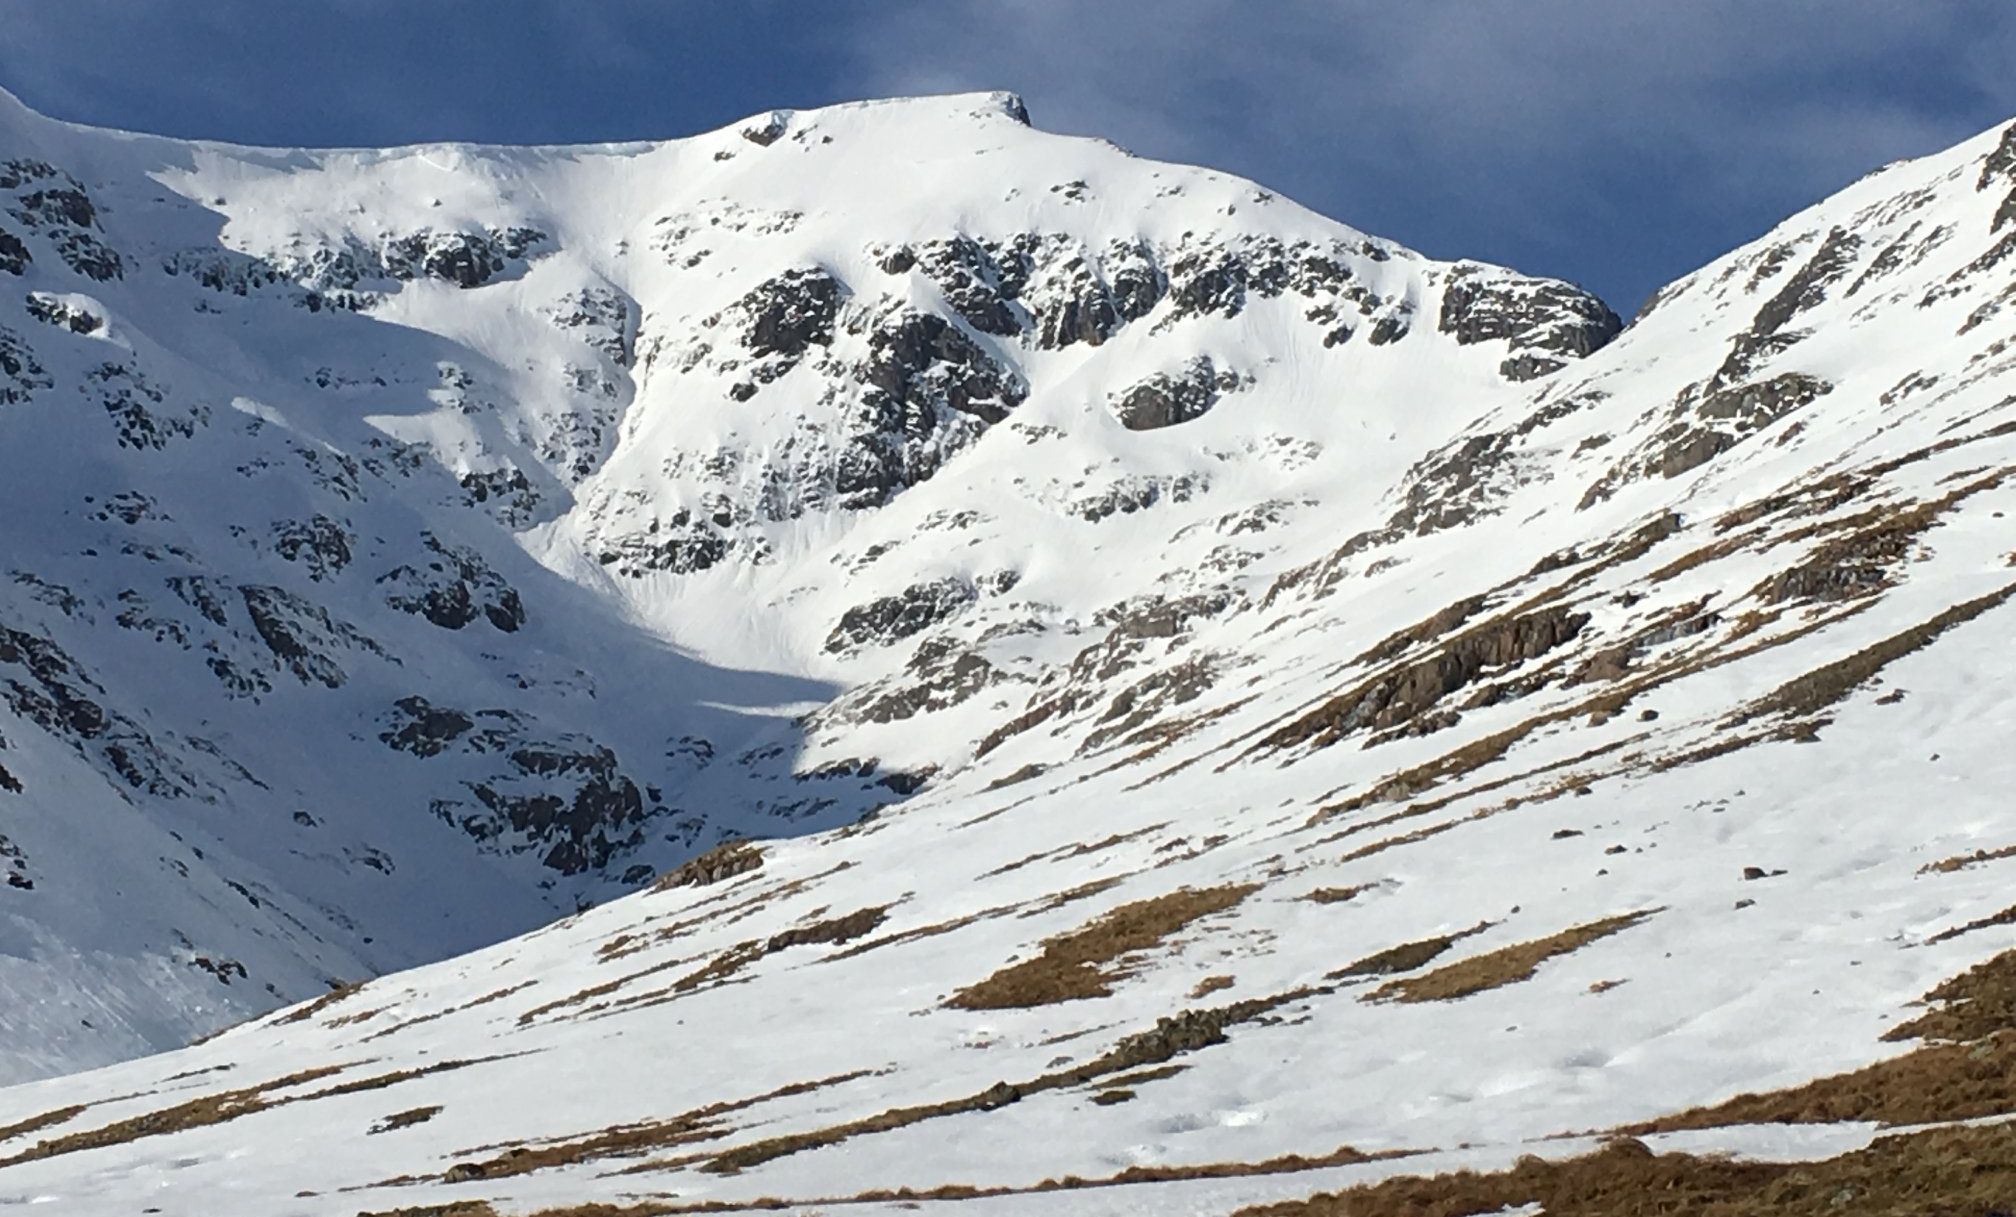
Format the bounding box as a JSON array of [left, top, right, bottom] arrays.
[[0, 80, 1621, 1082], [3, 83, 2016, 1217]]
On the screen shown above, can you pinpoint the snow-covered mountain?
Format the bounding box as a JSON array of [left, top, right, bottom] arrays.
[[0, 87, 1617, 1080], [2, 87, 2015, 1215]]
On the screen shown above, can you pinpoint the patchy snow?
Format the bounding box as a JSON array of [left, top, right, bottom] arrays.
[[0, 85, 2012, 1215]]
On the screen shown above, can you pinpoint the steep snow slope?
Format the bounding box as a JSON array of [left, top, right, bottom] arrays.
[[0, 102, 2014, 1214], [0, 89, 1617, 1081]]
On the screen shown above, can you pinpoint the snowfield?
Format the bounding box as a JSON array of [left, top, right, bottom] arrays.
[[0, 86, 2013, 1214]]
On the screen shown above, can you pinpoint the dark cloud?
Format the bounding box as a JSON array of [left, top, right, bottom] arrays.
[[0, 1, 2009, 310]]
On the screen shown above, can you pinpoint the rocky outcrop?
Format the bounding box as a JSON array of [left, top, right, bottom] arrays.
[[24, 292, 101, 334], [90, 362, 206, 450], [380, 226, 547, 289], [1111, 357, 1243, 430], [1712, 228, 1861, 387], [825, 577, 982, 654], [0, 617, 199, 799], [0, 325, 50, 404], [271, 516, 353, 582], [377, 534, 525, 633], [239, 584, 388, 689], [726, 267, 843, 367], [381, 696, 653, 875], [1157, 235, 1375, 345], [1263, 604, 1591, 750], [1438, 265, 1621, 379], [545, 286, 636, 366], [1, 160, 122, 281]]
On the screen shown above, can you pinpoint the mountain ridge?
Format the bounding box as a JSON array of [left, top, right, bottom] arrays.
[[1, 86, 2015, 1217], [0, 84, 1621, 1083]]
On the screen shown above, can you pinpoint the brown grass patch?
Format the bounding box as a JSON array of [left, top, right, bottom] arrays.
[[368, 979, 537, 1041], [1191, 974, 1236, 998], [435, 1071, 873, 1183], [1920, 842, 2016, 874], [672, 905, 890, 994], [1303, 884, 1374, 904], [1731, 581, 2016, 726], [979, 823, 1167, 879], [273, 979, 365, 1025], [1238, 1122, 2016, 1217], [651, 840, 764, 893], [1368, 911, 1656, 1003], [823, 902, 1019, 962], [690, 988, 1324, 1176], [1925, 902, 2016, 944], [0, 1056, 502, 1171], [0, 1065, 344, 1168], [519, 1143, 1415, 1215], [518, 959, 698, 1026], [1016, 875, 1126, 916], [947, 885, 1258, 1010], [371, 1105, 443, 1134], [1331, 922, 1491, 981], [1887, 948, 2016, 1044], [0, 1104, 85, 1146]]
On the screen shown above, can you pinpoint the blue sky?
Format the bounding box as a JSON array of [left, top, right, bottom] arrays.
[[0, 1, 2010, 311]]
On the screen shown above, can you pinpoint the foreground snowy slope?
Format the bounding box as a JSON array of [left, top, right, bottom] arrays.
[[0, 88, 1614, 1079], [0, 98, 2015, 1214]]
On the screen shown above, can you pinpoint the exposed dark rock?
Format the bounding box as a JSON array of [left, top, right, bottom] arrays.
[[653, 839, 764, 890], [3, 170, 124, 281], [0, 228, 27, 275], [917, 237, 1021, 336], [378, 534, 525, 632], [271, 516, 353, 582], [381, 227, 546, 289], [1755, 494, 1965, 606], [545, 286, 635, 365], [834, 634, 1005, 724], [24, 293, 101, 334], [741, 112, 790, 146], [1264, 604, 1591, 750], [1029, 252, 1121, 350], [861, 308, 1025, 425], [442, 738, 649, 875], [52, 232, 122, 282], [1711, 228, 1861, 388], [1111, 357, 1240, 430], [1659, 373, 1832, 480], [876, 244, 918, 274], [0, 617, 196, 797], [1500, 354, 1567, 382], [824, 577, 978, 653], [0, 325, 51, 404], [595, 513, 732, 578], [379, 696, 478, 758], [732, 267, 843, 360], [1438, 266, 1621, 372], [459, 467, 541, 528], [240, 584, 387, 688], [1980, 122, 2016, 233], [89, 362, 206, 450], [1368, 309, 1412, 346], [1071, 472, 1208, 523]]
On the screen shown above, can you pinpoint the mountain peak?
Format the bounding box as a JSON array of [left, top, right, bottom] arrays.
[[3, 83, 2016, 1217]]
